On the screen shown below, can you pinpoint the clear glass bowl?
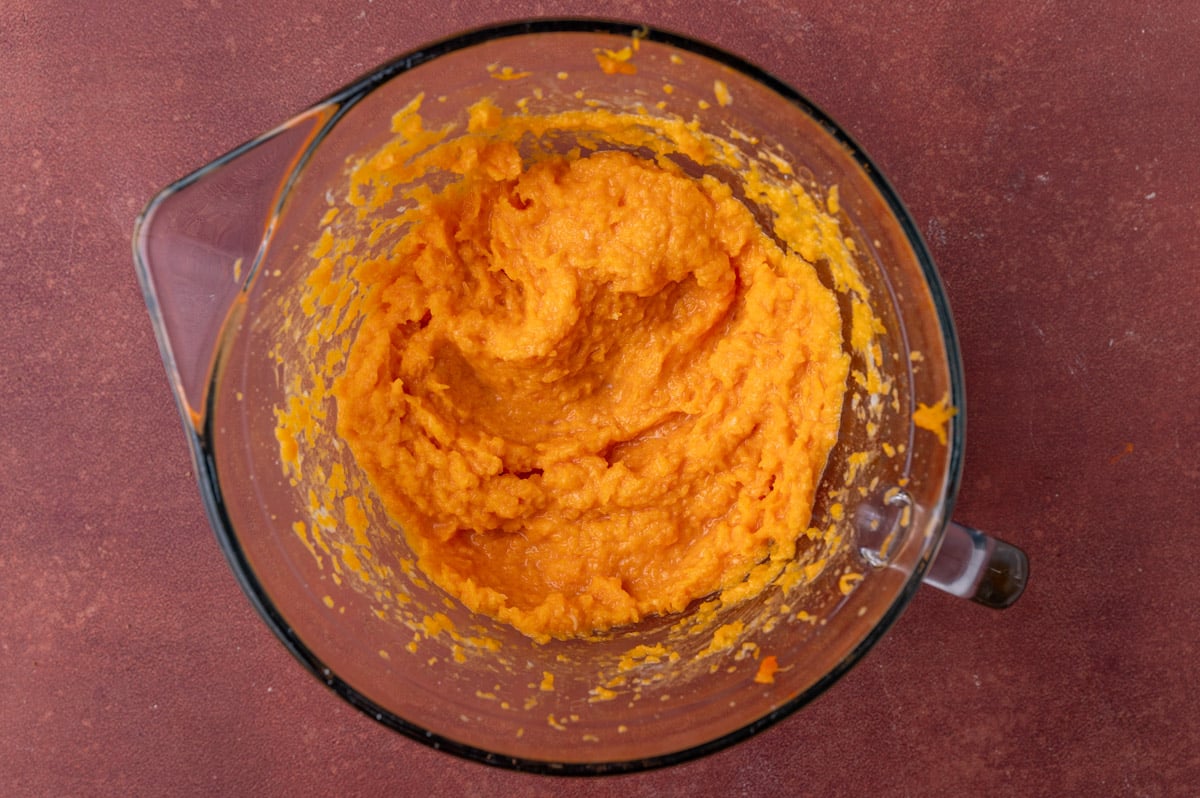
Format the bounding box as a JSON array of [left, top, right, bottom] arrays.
[[133, 20, 1026, 774]]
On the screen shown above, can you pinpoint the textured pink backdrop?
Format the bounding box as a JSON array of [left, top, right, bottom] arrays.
[[3, 1, 1198, 795]]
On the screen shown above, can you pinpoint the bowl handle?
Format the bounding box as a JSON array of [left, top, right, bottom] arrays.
[[922, 520, 1029, 608]]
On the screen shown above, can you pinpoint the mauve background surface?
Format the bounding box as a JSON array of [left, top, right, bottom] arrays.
[[3, 1, 1197, 795]]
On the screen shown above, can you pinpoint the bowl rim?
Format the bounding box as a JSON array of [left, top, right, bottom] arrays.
[[184, 17, 966, 776]]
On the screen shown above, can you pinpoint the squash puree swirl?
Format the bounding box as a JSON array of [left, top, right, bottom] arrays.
[[322, 99, 851, 641]]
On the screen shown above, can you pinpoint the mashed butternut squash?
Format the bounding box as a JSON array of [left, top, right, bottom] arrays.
[[327, 101, 850, 642]]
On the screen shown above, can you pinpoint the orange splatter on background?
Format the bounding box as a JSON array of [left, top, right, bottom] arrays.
[[1108, 442, 1134, 465]]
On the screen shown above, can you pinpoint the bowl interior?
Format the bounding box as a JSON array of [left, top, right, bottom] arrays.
[[206, 23, 960, 772]]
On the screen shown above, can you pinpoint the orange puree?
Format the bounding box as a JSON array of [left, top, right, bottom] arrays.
[[326, 100, 851, 641]]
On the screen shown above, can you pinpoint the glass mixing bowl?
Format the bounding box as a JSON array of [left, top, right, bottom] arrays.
[[133, 20, 1026, 774]]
